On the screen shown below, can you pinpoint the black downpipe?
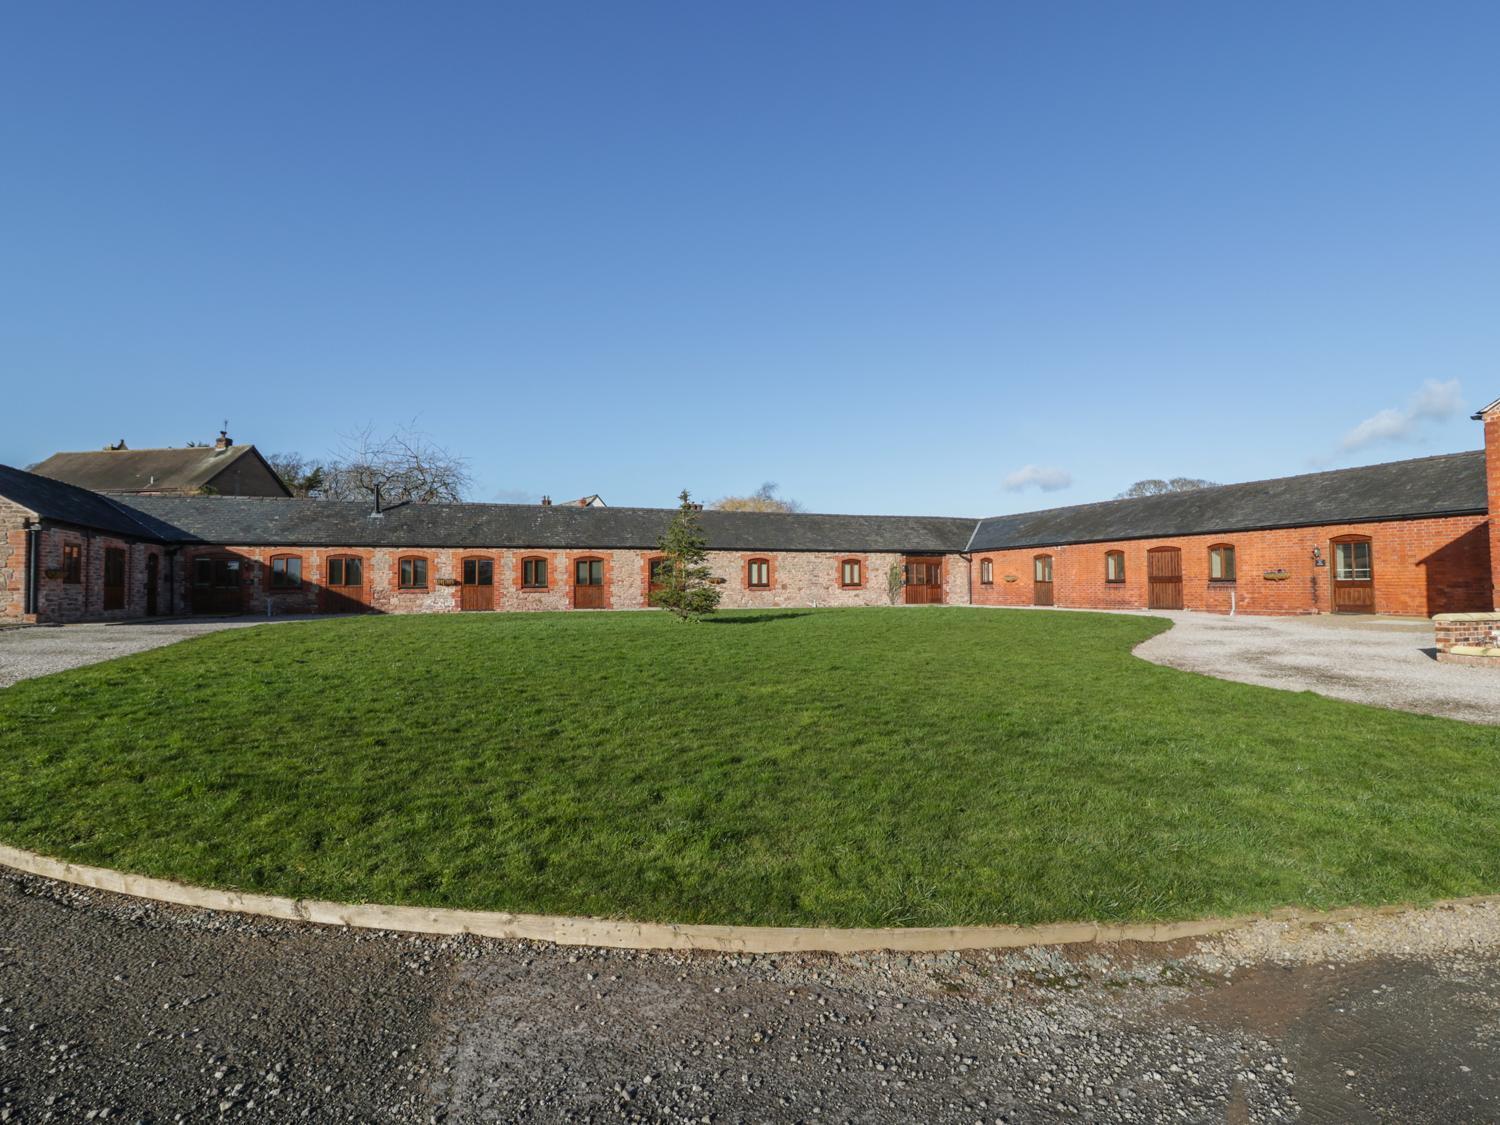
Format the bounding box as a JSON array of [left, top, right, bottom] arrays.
[[24, 523, 39, 616]]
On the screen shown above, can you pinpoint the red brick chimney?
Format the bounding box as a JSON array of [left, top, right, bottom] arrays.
[[1479, 397, 1500, 610], [214, 429, 233, 451], [541, 495, 552, 506]]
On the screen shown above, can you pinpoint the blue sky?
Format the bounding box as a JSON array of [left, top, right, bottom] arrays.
[[2, 3, 1496, 515]]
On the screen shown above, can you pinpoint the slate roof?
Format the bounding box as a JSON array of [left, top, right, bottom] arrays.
[[115, 494, 979, 553], [29, 444, 289, 496], [967, 450, 1487, 552], [0, 464, 173, 539], [3, 449, 1488, 555]]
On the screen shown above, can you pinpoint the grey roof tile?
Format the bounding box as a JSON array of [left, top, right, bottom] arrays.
[[113, 494, 979, 553], [969, 450, 1487, 552], [0, 464, 175, 539], [29, 444, 288, 496]]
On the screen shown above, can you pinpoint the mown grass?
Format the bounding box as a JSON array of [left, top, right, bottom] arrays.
[[1, 607, 1497, 928]]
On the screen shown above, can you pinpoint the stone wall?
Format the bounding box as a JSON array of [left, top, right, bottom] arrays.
[[173, 545, 974, 616], [969, 514, 1492, 617]]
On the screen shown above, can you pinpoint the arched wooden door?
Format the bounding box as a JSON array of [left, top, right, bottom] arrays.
[[1331, 536, 1374, 614], [460, 556, 495, 610], [1147, 547, 1183, 609], [191, 555, 242, 614], [646, 556, 670, 607], [903, 557, 944, 604], [1033, 554, 1054, 606], [322, 555, 369, 613], [573, 557, 606, 608]]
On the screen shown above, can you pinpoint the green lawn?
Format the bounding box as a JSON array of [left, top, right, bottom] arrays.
[[1, 607, 1498, 928]]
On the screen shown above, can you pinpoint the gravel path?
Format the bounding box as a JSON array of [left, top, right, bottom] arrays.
[[1123, 609, 1500, 724], [5, 870, 1500, 1122], [0, 617, 327, 689]]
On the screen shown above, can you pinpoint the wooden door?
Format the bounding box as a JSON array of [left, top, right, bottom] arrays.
[[460, 557, 495, 611], [1147, 547, 1183, 610], [646, 556, 671, 607], [145, 554, 159, 616], [903, 558, 944, 604], [1033, 554, 1054, 606], [322, 555, 369, 614], [103, 548, 126, 611], [574, 557, 605, 609], [1332, 537, 1375, 614], [190, 556, 242, 614]]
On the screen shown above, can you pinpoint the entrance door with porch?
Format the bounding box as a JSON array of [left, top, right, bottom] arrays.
[[322, 555, 369, 613], [1033, 554, 1054, 606], [903, 557, 944, 604], [1147, 547, 1184, 610], [1332, 536, 1375, 614], [145, 554, 159, 616], [574, 557, 606, 608], [191, 556, 242, 614], [460, 556, 495, 610]]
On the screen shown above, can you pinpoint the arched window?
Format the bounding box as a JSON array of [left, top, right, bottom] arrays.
[[326, 555, 363, 588], [1105, 551, 1125, 583], [839, 558, 863, 588], [1208, 544, 1236, 582], [269, 554, 303, 589], [398, 556, 429, 590], [980, 558, 993, 585], [746, 558, 771, 589], [520, 556, 549, 589]]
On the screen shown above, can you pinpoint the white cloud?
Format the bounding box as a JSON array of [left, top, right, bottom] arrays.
[[1001, 464, 1073, 493], [1339, 378, 1464, 452]]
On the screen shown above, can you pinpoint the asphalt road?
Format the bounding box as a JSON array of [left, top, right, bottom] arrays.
[[4, 871, 1499, 1123]]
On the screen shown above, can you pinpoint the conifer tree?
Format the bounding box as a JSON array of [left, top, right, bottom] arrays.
[[651, 490, 722, 621]]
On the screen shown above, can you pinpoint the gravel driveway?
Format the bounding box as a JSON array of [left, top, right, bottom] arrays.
[[5, 869, 1500, 1123], [0, 617, 327, 689], [1130, 609, 1500, 724]]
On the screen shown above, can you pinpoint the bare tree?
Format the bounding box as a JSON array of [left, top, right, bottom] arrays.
[[712, 481, 804, 513], [1116, 477, 1220, 499], [319, 424, 474, 504]]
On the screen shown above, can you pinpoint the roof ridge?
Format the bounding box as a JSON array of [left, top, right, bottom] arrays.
[[124, 493, 978, 522]]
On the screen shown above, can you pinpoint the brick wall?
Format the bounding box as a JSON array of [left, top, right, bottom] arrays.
[[0, 497, 35, 622], [1487, 409, 1499, 610], [1433, 613, 1500, 653], [173, 546, 974, 616], [31, 526, 167, 624], [970, 514, 1492, 617]]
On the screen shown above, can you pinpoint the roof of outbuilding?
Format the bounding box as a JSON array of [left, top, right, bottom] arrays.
[[4, 448, 1487, 556], [967, 450, 1487, 552], [114, 494, 980, 553], [0, 464, 174, 539], [29, 444, 289, 496]]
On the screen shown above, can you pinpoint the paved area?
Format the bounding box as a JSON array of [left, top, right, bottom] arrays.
[[0, 616, 325, 689], [1125, 609, 1500, 724], [5, 870, 1500, 1123]]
